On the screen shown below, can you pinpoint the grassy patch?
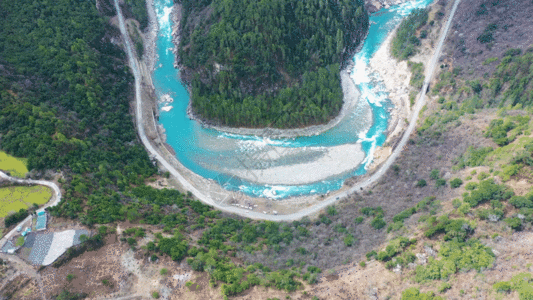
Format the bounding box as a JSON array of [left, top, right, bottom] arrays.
[[0, 186, 52, 218], [415, 240, 494, 282], [408, 61, 425, 89], [0, 151, 28, 178], [488, 136, 533, 166], [494, 273, 533, 299]]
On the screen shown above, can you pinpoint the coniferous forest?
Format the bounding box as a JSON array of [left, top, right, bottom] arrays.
[[0, 0, 156, 221], [177, 0, 369, 128]]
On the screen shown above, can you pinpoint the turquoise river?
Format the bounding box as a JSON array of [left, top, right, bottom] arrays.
[[152, 0, 434, 199]]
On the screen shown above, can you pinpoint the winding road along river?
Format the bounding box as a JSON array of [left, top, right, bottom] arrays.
[[117, 0, 461, 220], [153, 0, 434, 200]]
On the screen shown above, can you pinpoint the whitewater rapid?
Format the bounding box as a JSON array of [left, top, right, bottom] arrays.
[[152, 0, 434, 199]]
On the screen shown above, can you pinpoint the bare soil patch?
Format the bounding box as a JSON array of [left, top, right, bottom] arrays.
[[39, 234, 125, 299]]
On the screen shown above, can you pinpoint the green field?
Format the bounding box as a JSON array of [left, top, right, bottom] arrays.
[[0, 151, 28, 178], [0, 186, 52, 218]]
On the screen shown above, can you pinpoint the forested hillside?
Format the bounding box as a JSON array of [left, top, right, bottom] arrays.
[[177, 0, 369, 128], [0, 0, 156, 222]]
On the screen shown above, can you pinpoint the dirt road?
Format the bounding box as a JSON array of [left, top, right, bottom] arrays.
[[0, 171, 62, 250], [119, 0, 461, 221]]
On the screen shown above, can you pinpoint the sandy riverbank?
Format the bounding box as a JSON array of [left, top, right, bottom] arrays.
[[222, 143, 366, 185], [365, 1, 439, 171], [369, 28, 412, 144], [364, 27, 414, 171], [143, 0, 159, 72]]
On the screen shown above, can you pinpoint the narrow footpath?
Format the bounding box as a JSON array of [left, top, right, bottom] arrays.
[[119, 0, 462, 221]]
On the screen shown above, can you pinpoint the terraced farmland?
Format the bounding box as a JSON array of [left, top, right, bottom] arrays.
[[0, 186, 52, 218]]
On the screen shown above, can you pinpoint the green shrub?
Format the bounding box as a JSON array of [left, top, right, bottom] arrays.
[[493, 281, 512, 293], [491, 200, 504, 209], [366, 250, 377, 261], [375, 237, 416, 264], [430, 169, 440, 180], [450, 178, 463, 188], [452, 198, 462, 209], [494, 273, 533, 299], [510, 196, 533, 209], [416, 196, 437, 212], [344, 234, 355, 247], [387, 221, 404, 233], [393, 207, 417, 223], [371, 217, 386, 230], [333, 224, 347, 233], [66, 274, 75, 282], [158, 234, 189, 261], [424, 216, 473, 242], [415, 240, 494, 282], [408, 61, 425, 89], [456, 147, 493, 169], [307, 266, 321, 274], [477, 23, 497, 44], [435, 179, 446, 187], [438, 282, 452, 293], [463, 179, 510, 207], [477, 208, 504, 221], [320, 215, 332, 225], [360, 207, 384, 217], [417, 179, 427, 187], [501, 164, 521, 181], [505, 217, 522, 231], [296, 247, 307, 255], [326, 205, 337, 216], [4, 208, 29, 227], [359, 261, 366, 267], [458, 202, 472, 215], [477, 172, 489, 180], [355, 216, 364, 224], [151, 291, 160, 298], [401, 287, 444, 300], [79, 234, 88, 243], [127, 237, 137, 246], [483, 57, 499, 65], [160, 268, 168, 276], [465, 182, 478, 190]]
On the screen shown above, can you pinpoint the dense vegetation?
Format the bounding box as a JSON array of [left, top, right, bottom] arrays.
[[123, 0, 149, 30], [0, 2, 383, 297], [177, 0, 369, 128], [2, 0, 532, 298], [0, 0, 157, 223], [4, 208, 29, 227], [391, 8, 429, 60]]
